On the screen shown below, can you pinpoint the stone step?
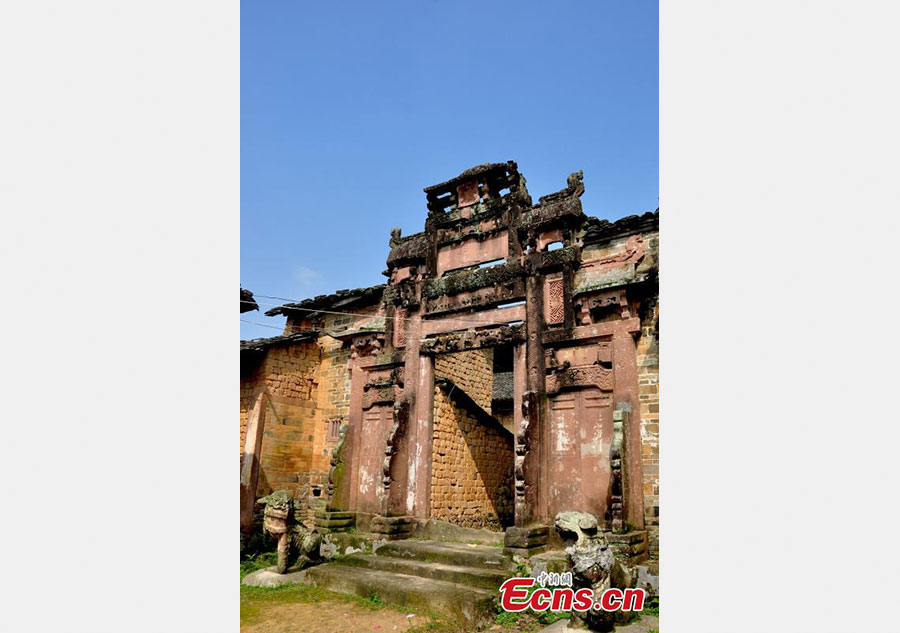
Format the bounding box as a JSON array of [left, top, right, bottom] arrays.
[[374, 539, 517, 572], [304, 563, 497, 629], [315, 517, 355, 528], [315, 510, 355, 520], [335, 554, 510, 591]]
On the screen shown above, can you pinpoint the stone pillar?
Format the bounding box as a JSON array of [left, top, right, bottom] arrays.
[[409, 353, 434, 517], [524, 268, 548, 523], [612, 326, 646, 530], [240, 392, 266, 533], [512, 342, 526, 527], [346, 360, 367, 512]]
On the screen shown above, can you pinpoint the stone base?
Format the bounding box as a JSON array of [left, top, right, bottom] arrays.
[[314, 510, 356, 533], [371, 515, 415, 540], [605, 530, 649, 564], [503, 524, 549, 556]]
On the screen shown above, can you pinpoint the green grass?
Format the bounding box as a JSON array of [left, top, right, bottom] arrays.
[[642, 595, 659, 617], [240, 573, 463, 632], [240, 552, 278, 579], [493, 581, 570, 630]]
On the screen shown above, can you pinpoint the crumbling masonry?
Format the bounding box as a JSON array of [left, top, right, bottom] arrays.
[[241, 162, 659, 559]]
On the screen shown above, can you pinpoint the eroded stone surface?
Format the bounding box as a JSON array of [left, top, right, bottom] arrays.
[[555, 511, 638, 632], [260, 491, 323, 574]]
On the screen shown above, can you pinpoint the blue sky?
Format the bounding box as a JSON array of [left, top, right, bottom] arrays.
[[241, 0, 658, 340]]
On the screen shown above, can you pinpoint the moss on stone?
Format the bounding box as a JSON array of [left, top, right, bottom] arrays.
[[422, 262, 524, 299]]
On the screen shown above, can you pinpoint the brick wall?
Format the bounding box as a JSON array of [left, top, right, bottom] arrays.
[[239, 310, 374, 525], [434, 349, 494, 412], [313, 317, 354, 472], [239, 343, 321, 501], [636, 299, 659, 559], [430, 386, 514, 530]]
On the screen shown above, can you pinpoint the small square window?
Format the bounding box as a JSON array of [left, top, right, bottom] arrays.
[[327, 419, 341, 442]]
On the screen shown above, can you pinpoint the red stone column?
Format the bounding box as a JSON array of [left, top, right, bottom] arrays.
[[524, 269, 548, 524], [410, 353, 434, 517], [346, 359, 366, 512]]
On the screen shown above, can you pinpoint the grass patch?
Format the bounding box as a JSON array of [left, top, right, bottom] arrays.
[[642, 595, 659, 617], [493, 582, 569, 630], [240, 578, 460, 631], [240, 552, 277, 580]]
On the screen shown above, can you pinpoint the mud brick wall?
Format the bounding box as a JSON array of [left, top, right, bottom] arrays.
[[430, 387, 514, 530], [434, 349, 494, 412], [240, 343, 319, 457], [637, 298, 659, 559], [239, 343, 321, 498]]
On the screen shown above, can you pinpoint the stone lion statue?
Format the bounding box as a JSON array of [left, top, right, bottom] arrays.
[[554, 511, 636, 631], [260, 490, 322, 574]]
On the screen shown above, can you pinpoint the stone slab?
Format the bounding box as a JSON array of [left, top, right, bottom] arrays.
[[241, 566, 308, 588], [413, 518, 505, 546], [335, 554, 510, 591], [305, 563, 497, 629], [376, 539, 517, 572]]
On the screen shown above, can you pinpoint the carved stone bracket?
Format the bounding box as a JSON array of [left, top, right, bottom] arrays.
[[546, 363, 613, 394]]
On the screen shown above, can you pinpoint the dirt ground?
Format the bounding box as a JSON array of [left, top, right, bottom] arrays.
[[241, 599, 433, 633], [239, 579, 658, 633]]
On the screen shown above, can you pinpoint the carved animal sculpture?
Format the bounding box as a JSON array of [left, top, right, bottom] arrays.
[[554, 511, 635, 631], [260, 490, 322, 574]]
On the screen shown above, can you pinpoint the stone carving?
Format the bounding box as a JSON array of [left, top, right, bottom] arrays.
[[546, 362, 613, 394], [361, 384, 402, 410], [361, 367, 404, 409], [389, 227, 403, 247], [392, 308, 407, 348], [514, 392, 538, 523], [555, 511, 635, 631], [350, 333, 384, 359], [326, 423, 347, 506], [567, 170, 585, 196], [260, 490, 323, 574], [420, 324, 526, 355], [607, 406, 627, 532], [574, 289, 630, 325], [546, 275, 565, 324], [382, 400, 409, 502]]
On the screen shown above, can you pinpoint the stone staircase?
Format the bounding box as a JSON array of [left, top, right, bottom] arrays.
[[305, 540, 516, 629]]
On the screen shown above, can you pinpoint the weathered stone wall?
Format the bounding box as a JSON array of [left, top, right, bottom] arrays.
[[430, 387, 514, 530], [239, 343, 321, 500], [314, 313, 357, 472], [434, 349, 494, 412], [637, 298, 659, 559]]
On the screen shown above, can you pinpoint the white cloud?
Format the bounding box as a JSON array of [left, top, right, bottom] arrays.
[[293, 265, 321, 291]]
